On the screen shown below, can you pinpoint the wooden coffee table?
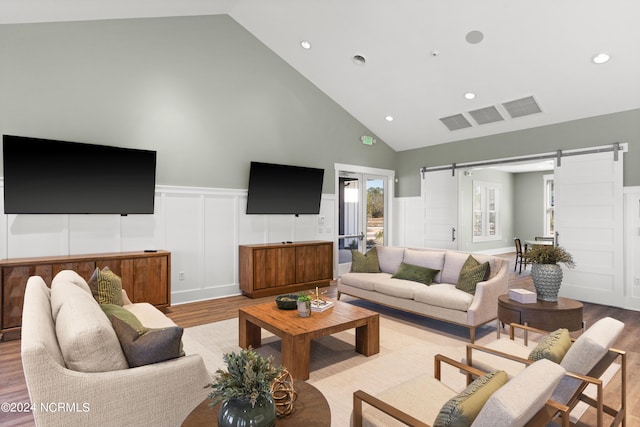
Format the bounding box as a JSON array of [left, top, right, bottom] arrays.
[[181, 381, 330, 426], [239, 299, 379, 380]]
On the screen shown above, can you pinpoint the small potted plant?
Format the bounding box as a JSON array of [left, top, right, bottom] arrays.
[[526, 245, 575, 302], [205, 347, 282, 427], [297, 293, 312, 317]]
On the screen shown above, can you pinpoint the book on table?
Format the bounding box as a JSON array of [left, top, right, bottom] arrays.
[[310, 300, 334, 312]]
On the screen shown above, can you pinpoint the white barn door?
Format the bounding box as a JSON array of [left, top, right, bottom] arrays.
[[422, 170, 458, 249], [554, 150, 624, 307]]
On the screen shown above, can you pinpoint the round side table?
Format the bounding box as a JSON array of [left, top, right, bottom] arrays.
[[182, 381, 330, 427], [497, 294, 584, 343]]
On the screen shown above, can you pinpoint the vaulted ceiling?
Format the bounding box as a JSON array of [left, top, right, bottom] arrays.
[[2, 0, 639, 152]]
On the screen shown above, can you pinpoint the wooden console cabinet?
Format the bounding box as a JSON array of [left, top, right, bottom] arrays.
[[0, 250, 171, 341], [239, 241, 333, 298]]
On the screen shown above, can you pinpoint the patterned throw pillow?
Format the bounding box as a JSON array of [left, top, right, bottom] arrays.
[[455, 256, 490, 295], [434, 370, 508, 427], [391, 262, 440, 285], [528, 328, 572, 363], [350, 247, 381, 273], [101, 304, 147, 335], [88, 266, 124, 306], [110, 315, 184, 368]]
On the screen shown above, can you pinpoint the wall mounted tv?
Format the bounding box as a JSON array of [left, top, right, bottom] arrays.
[[2, 135, 157, 215], [246, 161, 324, 215]]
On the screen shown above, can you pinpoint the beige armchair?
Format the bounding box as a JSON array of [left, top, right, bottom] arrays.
[[465, 318, 626, 427], [353, 354, 569, 427]]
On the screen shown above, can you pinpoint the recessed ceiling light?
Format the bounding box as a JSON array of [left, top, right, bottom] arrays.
[[464, 92, 476, 100], [592, 53, 610, 64], [300, 40, 311, 50], [385, 115, 394, 122], [465, 30, 484, 44], [352, 54, 366, 65]]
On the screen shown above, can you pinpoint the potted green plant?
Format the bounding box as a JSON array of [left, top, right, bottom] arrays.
[[205, 347, 282, 427], [526, 245, 575, 302], [297, 293, 312, 317]]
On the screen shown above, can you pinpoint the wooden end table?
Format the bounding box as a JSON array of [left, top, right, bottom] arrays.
[[497, 294, 584, 344], [239, 299, 379, 380], [182, 381, 330, 426]]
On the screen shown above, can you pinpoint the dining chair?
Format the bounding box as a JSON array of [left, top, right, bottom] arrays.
[[514, 238, 529, 274]]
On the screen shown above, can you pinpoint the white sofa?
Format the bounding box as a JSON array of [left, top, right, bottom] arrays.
[[337, 246, 508, 342], [21, 271, 211, 427]]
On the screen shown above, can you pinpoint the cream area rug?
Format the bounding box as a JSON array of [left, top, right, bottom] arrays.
[[181, 298, 617, 426]]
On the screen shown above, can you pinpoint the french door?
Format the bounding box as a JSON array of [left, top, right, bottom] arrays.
[[338, 171, 387, 253]]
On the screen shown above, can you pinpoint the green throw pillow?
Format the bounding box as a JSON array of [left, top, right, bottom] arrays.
[[455, 256, 490, 295], [391, 262, 440, 285], [100, 304, 147, 335], [528, 328, 572, 363], [88, 266, 123, 306], [434, 371, 508, 427], [110, 315, 184, 368], [350, 247, 381, 273]]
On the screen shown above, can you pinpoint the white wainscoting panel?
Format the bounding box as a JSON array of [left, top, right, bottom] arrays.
[[0, 182, 335, 305], [393, 196, 425, 248], [624, 187, 640, 311]]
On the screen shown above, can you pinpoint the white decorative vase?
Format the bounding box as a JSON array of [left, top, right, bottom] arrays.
[[297, 301, 311, 317], [531, 263, 563, 302]]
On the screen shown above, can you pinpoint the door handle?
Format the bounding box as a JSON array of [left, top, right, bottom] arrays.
[[452, 227, 456, 242], [358, 232, 365, 241]]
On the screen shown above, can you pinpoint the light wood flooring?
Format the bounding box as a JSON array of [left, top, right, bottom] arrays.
[[1, 253, 637, 426]]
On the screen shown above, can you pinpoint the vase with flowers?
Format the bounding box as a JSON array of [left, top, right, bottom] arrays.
[[205, 347, 282, 427]]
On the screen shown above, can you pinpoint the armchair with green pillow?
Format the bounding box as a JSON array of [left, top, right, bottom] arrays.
[[464, 318, 626, 427], [352, 355, 570, 427], [21, 271, 211, 427]]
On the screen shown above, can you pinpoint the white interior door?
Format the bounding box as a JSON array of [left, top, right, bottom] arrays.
[[422, 169, 458, 249], [554, 151, 624, 307]]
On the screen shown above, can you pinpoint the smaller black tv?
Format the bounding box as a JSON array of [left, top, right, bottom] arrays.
[[3, 135, 157, 215], [246, 161, 324, 215]]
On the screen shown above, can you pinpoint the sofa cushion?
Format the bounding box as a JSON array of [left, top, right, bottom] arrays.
[[110, 315, 184, 368], [51, 281, 129, 372], [413, 284, 474, 311], [338, 272, 391, 291], [455, 256, 490, 294], [403, 249, 446, 282], [88, 266, 124, 306], [376, 246, 405, 274], [52, 270, 91, 294], [391, 262, 439, 285], [440, 251, 472, 285], [474, 359, 565, 427], [350, 247, 381, 273], [528, 328, 572, 363], [434, 370, 508, 427], [373, 277, 426, 299]]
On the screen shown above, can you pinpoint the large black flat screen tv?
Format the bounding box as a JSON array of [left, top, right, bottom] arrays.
[[3, 135, 157, 214], [246, 161, 324, 215]]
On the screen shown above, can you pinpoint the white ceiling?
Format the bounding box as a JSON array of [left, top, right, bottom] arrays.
[[2, 0, 640, 152]]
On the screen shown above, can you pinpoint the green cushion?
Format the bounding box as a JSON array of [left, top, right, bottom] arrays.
[[434, 370, 508, 427], [110, 315, 184, 368], [350, 247, 381, 273], [455, 256, 490, 294], [100, 304, 147, 335], [528, 328, 572, 363], [391, 262, 440, 285], [88, 267, 123, 306]]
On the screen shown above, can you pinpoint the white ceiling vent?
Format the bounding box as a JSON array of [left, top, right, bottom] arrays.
[[502, 96, 542, 118], [468, 106, 504, 125], [439, 114, 472, 131]]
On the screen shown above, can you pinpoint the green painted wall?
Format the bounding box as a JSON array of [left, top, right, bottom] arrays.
[[0, 15, 397, 194], [396, 108, 640, 197], [513, 171, 548, 242]]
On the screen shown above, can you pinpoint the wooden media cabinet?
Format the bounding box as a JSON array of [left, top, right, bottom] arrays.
[[0, 250, 171, 341], [239, 241, 333, 298]]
